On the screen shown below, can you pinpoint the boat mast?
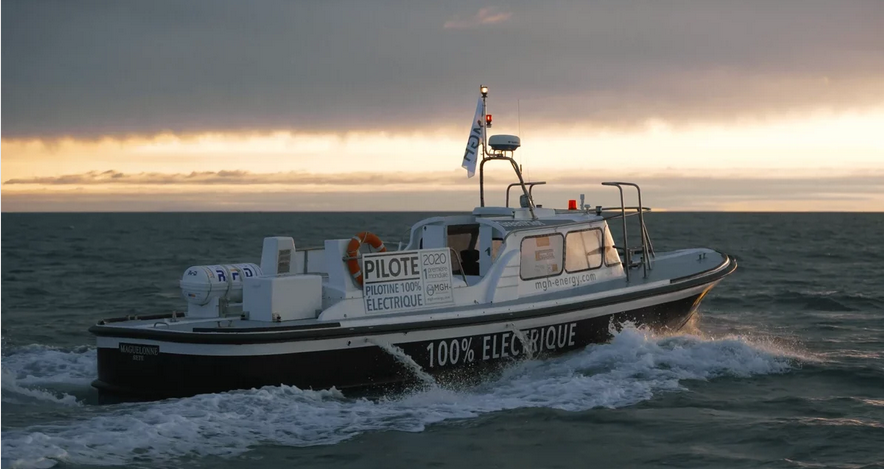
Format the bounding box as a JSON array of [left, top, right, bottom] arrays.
[[477, 85, 537, 219]]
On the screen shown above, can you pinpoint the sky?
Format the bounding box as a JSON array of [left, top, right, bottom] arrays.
[[2, 0, 883, 212]]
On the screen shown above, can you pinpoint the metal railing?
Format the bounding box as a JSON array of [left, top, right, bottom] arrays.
[[600, 182, 654, 281], [448, 247, 469, 284], [295, 246, 327, 274], [479, 154, 536, 219], [505, 181, 546, 208]]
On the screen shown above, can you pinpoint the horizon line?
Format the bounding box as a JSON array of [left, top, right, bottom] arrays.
[[4, 210, 884, 215]]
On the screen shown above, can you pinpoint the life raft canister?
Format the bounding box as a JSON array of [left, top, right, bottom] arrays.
[[345, 231, 386, 286]]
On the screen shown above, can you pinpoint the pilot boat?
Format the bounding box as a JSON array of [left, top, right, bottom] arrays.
[[90, 86, 736, 401]]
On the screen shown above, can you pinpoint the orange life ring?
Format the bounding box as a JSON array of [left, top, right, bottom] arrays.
[[346, 231, 386, 286]]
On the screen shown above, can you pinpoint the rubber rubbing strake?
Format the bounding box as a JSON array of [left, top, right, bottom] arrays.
[[345, 231, 386, 286]]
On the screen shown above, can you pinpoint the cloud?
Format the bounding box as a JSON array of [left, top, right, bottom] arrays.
[[3, 173, 883, 212], [7, 169, 884, 192], [2, 1, 882, 139], [5, 169, 884, 212], [2, 170, 473, 187], [444, 7, 512, 29]]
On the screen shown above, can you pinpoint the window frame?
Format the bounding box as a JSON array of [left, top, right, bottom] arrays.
[[519, 233, 565, 281], [602, 227, 622, 267], [446, 224, 480, 251], [564, 228, 605, 274]]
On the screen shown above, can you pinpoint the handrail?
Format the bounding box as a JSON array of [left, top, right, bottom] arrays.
[[602, 183, 631, 281], [595, 206, 652, 213], [505, 181, 546, 208], [601, 182, 653, 280], [642, 220, 656, 259], [448, 247, 469, 284], [295, 246, 326, 274], [479, 154, 536, 219], [599, 211, 645, 221]]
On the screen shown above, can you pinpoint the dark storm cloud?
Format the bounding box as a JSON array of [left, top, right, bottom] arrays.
[[3, 0, 883, 139]]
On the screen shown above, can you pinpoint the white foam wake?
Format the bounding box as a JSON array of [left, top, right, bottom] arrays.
[[1, 344, 96, 406], [1, 328, 796, 469]]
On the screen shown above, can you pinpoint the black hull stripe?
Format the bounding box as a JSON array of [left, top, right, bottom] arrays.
[[89, 256, 735, 345]]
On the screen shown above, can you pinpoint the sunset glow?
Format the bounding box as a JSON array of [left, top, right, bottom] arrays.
[[3, 109, 883, 211], [3, 1, 882, 211]]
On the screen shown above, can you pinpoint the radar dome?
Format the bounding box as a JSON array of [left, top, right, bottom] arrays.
[[489, 135, 520, 152]]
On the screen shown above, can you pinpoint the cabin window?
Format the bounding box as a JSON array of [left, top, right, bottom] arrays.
[[448, 224, 480, 276], [565, 229, 603, 272], [603, 228, 621, 266], [520, 234, 564, 280], [491, 238, 503, 261], [447, 225, 478, 252]]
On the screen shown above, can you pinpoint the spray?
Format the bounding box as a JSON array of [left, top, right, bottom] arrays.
[[507, 324, 536, 360], [366, 338, 436, 388]]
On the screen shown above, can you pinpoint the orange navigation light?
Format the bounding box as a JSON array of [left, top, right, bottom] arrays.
[[568, 199, 578, 210]]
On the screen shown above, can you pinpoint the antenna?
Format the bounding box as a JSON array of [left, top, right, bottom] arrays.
[[517, 99, 522, 172]]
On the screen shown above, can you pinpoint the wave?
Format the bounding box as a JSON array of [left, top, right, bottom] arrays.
[[1, 327, 798, 468], [1, 344, 96, 407], [711, 289, 883, 313]]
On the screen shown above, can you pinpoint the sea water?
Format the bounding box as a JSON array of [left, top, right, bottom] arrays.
[[2, 212, 883, 468]]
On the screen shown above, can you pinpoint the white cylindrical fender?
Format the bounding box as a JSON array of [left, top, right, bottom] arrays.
[[180, 263, 261, 306]]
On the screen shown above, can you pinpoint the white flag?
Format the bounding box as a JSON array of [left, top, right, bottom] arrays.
[[461, 97, 484, 178]]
